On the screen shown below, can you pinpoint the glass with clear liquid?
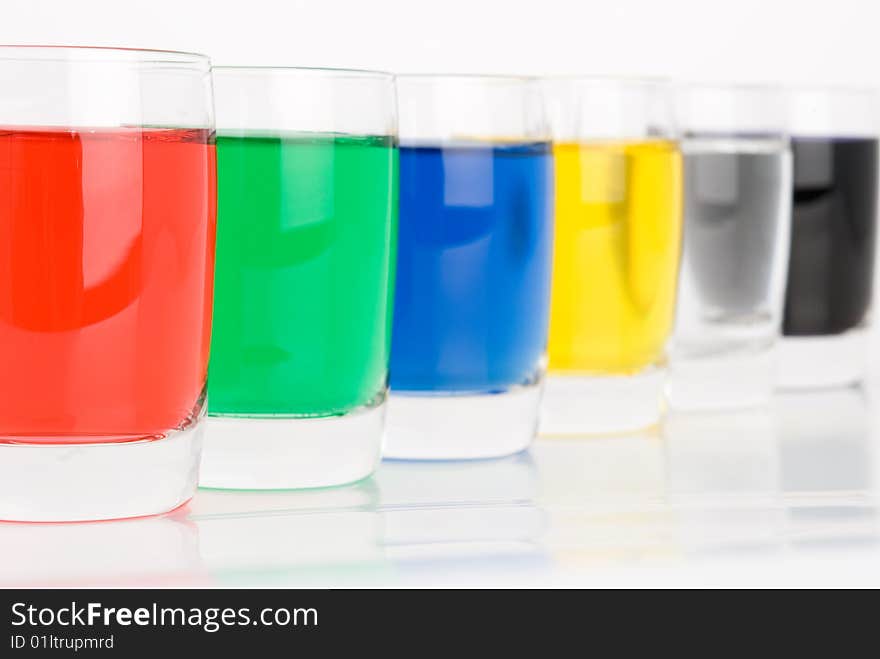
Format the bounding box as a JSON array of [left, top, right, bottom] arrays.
[[668, 85, 792, 410]]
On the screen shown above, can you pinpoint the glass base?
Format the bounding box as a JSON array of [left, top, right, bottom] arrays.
[[539, 367, 664, 435], [666, 347, 775, 411], [776, 329, 867, 390], [384, 380, 542, 460], [0, 422, 202, 523], [199, 398, 385, 490]]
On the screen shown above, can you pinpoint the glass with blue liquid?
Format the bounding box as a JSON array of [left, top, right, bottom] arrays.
[[386, 75, 554, 459]]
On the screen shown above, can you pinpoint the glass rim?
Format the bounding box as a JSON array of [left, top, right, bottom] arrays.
[[677, 80, 785, 94], [397, 73, 539, 85], [542, 74, 671, 88], [784, 83, 879, 99], [212, 65, 394, 81], [0, 44, 210, 67], [782, 83, 880, 112], [787, 83, 879, 136]]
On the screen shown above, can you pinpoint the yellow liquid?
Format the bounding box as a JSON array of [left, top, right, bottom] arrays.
[[548, 140, 683, 375]]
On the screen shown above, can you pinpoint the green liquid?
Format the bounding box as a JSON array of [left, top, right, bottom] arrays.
[[208, 133, 398, 417]]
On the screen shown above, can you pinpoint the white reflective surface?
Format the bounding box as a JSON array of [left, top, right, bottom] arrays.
[[2, 387, 879, 588]]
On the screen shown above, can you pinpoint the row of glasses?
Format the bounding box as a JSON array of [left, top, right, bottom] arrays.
[[543, 81, 878, 429], [0, 46, 876, 522]]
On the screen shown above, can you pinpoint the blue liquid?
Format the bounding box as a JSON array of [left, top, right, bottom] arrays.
[[390, 142, 554, 392]]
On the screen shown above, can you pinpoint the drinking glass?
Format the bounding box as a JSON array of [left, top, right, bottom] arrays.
[[202, 67, 398, 488], [0, 46, 216, 521], [778, 87, 878, 389], [385, 75, 554, 460], [668, 83, 792, 410], [541, 78, 683, 434]]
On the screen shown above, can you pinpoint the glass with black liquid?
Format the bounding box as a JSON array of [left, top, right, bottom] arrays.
[[778, 87, 879, 389]]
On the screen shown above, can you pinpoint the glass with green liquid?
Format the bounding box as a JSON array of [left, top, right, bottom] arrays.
[[201, 67, 398, 489]]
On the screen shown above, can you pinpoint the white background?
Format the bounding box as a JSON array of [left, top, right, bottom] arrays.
[[1, 0, 879, 84]]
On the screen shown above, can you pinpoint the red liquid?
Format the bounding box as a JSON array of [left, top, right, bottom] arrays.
[[0, 127, 216, 443]]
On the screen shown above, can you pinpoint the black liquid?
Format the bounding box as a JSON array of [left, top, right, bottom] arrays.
[[783, 137, 878, 336]]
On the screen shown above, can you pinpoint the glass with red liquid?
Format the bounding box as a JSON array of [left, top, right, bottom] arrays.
[[0, 47, 216, 521]]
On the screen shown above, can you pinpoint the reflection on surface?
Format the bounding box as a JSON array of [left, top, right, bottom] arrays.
[[775, 388, 878, 550], [374, 454, 549, 584], [663, 407, 782, 555], [0, 508, 205, 587], [376, 452, 538, 507], [531, 431, 675, 565], [191, 478, 381, 516], [2, 388, 879, 586], [776, 389, 872, 494], [193, 510, 388, 587], [534, 430, 665, 506], [665, 407, 779, 499], [189, 479, 388, 587]]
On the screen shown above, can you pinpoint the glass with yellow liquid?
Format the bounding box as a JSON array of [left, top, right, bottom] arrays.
[[542, 79, 683, 434]]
